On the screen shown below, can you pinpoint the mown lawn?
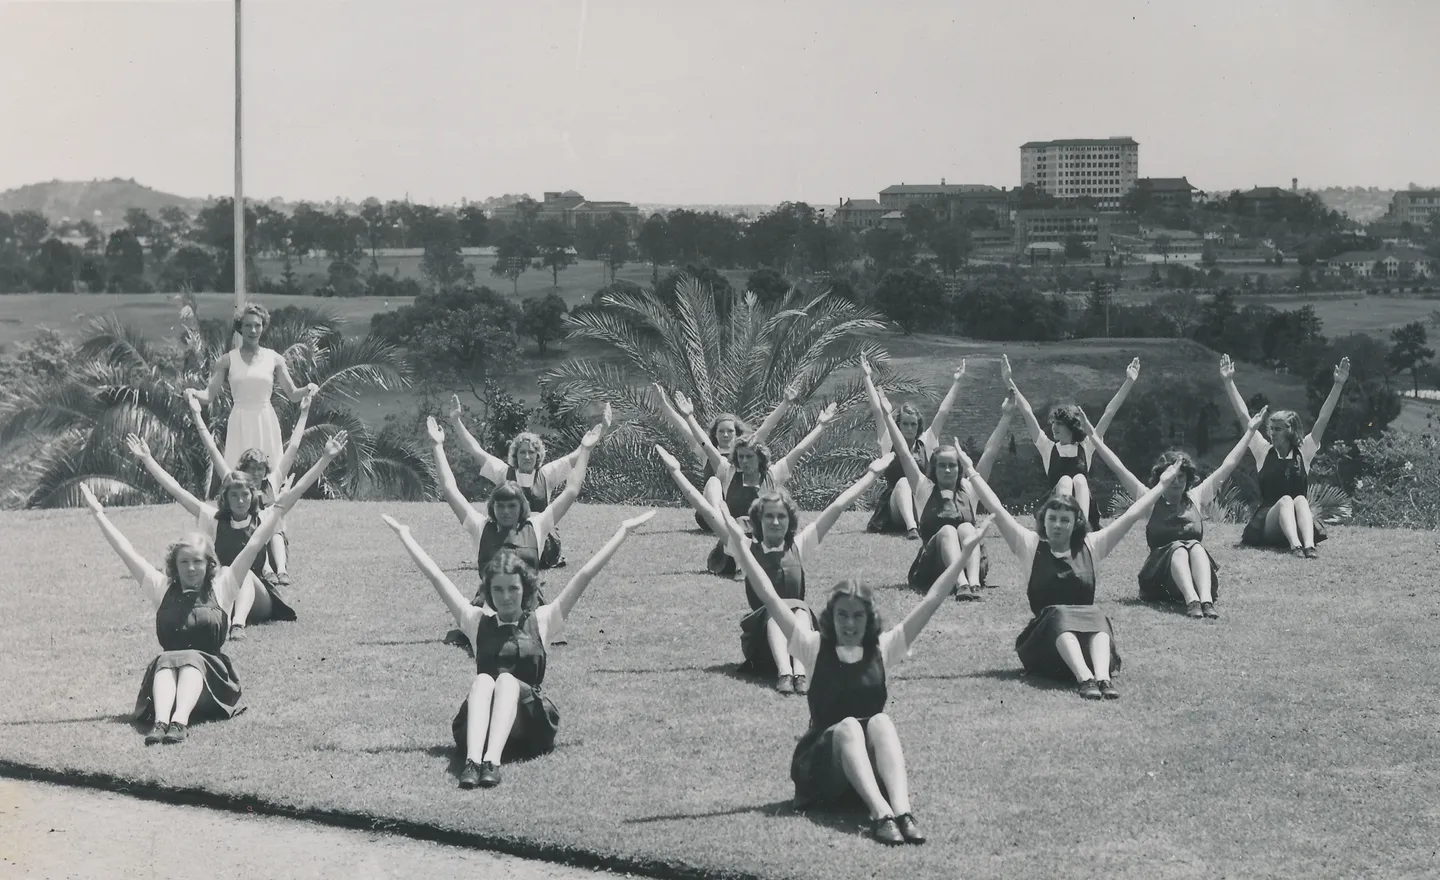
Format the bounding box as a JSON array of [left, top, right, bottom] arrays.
[[2, 502, 1437, 879]]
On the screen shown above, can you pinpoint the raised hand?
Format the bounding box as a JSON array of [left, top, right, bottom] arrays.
[[720, 508, 748, 545], [299, 387, 315, 412], [785, 381, 802, 404], [858, 356, 872, 378], [601, 402, 614, 430], [952, 438, 976, 476], [185, 391, 203, 416], [124, 433, 151, 460], [302, 383, 320, 403], [1126, 357, 1141, 382], [324, 431, 349, 457], [79, 483, 103, 513], [1334, 356, 1351, 384], [447, 394, 464, 422], [1000, 354, 1013, 385], [1075, 409, 1098, 438], [581, 422, 604, 448], [673, 391, 694, 417], [816, 402, 838, 424], [1159, 458, 1184, 485], [425, 416, 445, 444], [380, 514, 408, 535], [878, 391, 894, 415], [1001, 389, 1017, 415], [621, 510, 657, 531], [1247, 405, 1270, 433], [1219, 354, 1235, 381], [868, 452, 896, 476], [954, 360, 967, 383], [654, 444, 681, 471], [964, 514, 995, 551]]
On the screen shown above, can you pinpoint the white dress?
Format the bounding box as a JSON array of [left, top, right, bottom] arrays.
[[223, 348, 285, 484]]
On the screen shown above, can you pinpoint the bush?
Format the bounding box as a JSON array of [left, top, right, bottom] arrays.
[[1347, 431, 1440, 530]]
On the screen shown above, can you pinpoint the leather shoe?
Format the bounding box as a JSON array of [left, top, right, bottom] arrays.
[[478, 761, 502, 788], [871, 815, 905, 845], [459, 760, 482, 789], [894, 812, 926, 844]]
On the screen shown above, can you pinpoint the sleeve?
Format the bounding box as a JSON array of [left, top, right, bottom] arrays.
[[461, 508, 487, 550], [911, 475, 933, 515], [878, 626, 911, 670], [1081, 437, 1097, 471], [540, 457, 574, 487], [529, 508, 556, 540], [770, 459, 793, 486], [786, 627, 822, 674], [1189, 484, 1212, 510], [1034, 433, 1055, 463], [140, 569, 169, 609], [535, 602, 567, 644], [212, 568, 240, 612], [462, 606, 487, 650], [1299, 434, 1320, 471], [918, 428, 941, 457], [478, 458, 509, 485], [793, 524, 818, 562], [1247, 433, 1271, 468]]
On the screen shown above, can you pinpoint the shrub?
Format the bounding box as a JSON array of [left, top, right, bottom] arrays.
[[1348, 431, 1440, 530]]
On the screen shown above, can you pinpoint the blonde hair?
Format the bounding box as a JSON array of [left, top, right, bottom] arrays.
[[163, 533, 221, 593]]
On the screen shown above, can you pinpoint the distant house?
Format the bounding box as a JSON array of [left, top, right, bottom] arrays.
[[880, 210, 907, 231], [1013, 207, 1119, 252], [877, 181, 1000, 212], [1133, 177, 1199, 210], [1325, 248, 1436, 279], [1234, 186, 1303, 218], [970, 228, 1016, 258], [489, 190, 641, 229], [834, 198, 885, 230], [1386, 189, 1440, 229]]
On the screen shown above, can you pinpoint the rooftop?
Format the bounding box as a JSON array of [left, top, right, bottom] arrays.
[[879, 183, 1000, 195], [1138, 177, 1197, 191], [838, 199, 883, 210], [1330, 248, 1434, 262], [1021, 137, 1139, 149]]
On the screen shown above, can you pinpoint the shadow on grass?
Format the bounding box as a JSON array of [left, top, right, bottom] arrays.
[[626, 799, 865, 836], [355, 638, 440, 648], [1115, 597, 1191, 617], [0, 713, 134, 728]]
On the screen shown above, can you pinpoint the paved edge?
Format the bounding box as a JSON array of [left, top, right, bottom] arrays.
[[0, 759, 760, 880]]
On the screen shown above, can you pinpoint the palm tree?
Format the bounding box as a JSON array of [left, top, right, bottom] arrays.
[[540, 274, 932, 507], [0, 307, 435, 508]]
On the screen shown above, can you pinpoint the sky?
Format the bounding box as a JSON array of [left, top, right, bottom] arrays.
[[1, 0, 1437, 206]]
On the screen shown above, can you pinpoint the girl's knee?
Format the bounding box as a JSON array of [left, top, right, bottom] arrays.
[[866, 713, 895, 737], [1054, 476, 1074, 495], [791, 609, 814, 630], [936, 524, 958, 541], [469, 673, 496, 691], [1072, 474, 1090, 491], [1275, 495, 1296, 510], [834, 717, 864, 744]]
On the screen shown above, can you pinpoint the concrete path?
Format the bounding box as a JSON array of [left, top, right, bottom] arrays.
[[0, 778, 619, 880]]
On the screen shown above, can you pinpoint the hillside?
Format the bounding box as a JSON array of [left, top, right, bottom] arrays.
[[0, 178, 203, 228], [1310, 186, 1399, 223]]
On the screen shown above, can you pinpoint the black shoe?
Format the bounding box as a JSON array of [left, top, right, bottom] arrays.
[[775, 674, 795, 695], [1185, 601, 1204, 619], [1078, 679, 1102, 700], [1097, 680, 1120, 700], [161, 723, 188, 744], [871, 815, 906, 845], [1201, 602, 1219, 619], [458, 760, 482, 789], [275, 573, 292, 587], [144, 722, 168, 746], [228, 624, 246, 642], [792, 674, 809, 695], [904, 529, 920, 541], [1303, 546, 1318, 559], [1291, 547, 1307, 559], [477, 761, 502, 788], [894, 812, 926, 844]]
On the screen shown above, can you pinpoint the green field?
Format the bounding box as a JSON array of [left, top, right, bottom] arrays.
[[2, 502, 1436, 879]]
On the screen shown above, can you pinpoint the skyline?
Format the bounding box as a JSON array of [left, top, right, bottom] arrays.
[[1, 1, 1437, 206]]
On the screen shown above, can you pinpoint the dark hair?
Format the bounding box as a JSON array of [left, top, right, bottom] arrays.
[[731, 436, 771, 476], [477, 548, 541, 611], [894, 403, 925, 442], [817, 579, 882, 648], [709, 413, 753, 447], [232, 302, 270, 334], [216, 471, 262, 520], [1150, 450, 1198, 490], [747, 488, 798, 546], [925, 444, 962, 488], [164, 533, 221, 596], [236, 447, 272, 475], [486, 481, 532, 522], [1047, 404, 1085, 441], [1034, 493, 1089, 554]]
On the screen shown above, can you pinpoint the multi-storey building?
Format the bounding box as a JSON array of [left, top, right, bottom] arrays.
[[877, 182, 1001, 212], [489, 190, 641, 228], [1132, 177, 1199, 210], [1388, 190, 1440, 228], [1020, 137, 1139, 211], [833, 198, 885, 229], [1012, 207, 1120, 253]]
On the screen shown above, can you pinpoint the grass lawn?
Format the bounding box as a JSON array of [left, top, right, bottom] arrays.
[[1240, 295, 1440, 337], [2, 502, 1437, 879]]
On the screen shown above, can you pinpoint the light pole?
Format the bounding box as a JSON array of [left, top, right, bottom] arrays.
[[231, 0, 245, 347]]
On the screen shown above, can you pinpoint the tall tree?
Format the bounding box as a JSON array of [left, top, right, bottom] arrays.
[[457, 205, 490, 248], [104, 229, 146, 291], [636, 214, 671, 283], [491, 233, 537, 295], [533, 220, 577, 289], [520, 292, 570, 355], [872, 269, 947, 335], [1388, 321, 1436, 395]]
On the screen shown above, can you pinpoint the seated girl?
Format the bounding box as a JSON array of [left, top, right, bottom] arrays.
[[382, 510, 655, 789], [125, 431, 347, 639], [1220, 354, 1350, 557], [859, 359, 967, 538], [80, 483, 280, 746], [1076, 407, 1267, 618], [657, 443, 893, 694], [1003, 354, 1139, 530], [722, 503, 991, 845], [187, 387, 315, 585], [428, 416, 601, 649], [960, 440, 1180, 700], [446, 393, 613, 569]]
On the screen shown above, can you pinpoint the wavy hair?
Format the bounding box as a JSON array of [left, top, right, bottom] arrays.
[[1047, 403, 1085, 442], [925, 444, 963, 490], [894, 403, 925, 444], [233, 302, 270, 334], [747, 488, 799, 546], [709, 413, 753, 448], [163, 533, 221, 595], [1149, 449, 1198, 490], [730, 436, 771, 477], [476, 548, 541, 611], [1265, 409, 1304, 451], [506, 432, 548, 470], [817, 580, 883, 648], [1035, 492, 1089, 554]]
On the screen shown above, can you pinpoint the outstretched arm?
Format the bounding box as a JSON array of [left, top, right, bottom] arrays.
[[1074, 412, 1146, 500], [126, 434, 211, 519], [973, 392, 1017, 482], [547, 403, 614, 479], [1309, 357, 1351, 447], [227, 506, 285, 579], [1195, 407, 1268, 503], [953, 444, 1033, 559], [549, 511, 656, 619], [382, 515, 476, 628], [898, 516, 993, 646], [1218, 354, 1252, 423], [776, 402, 837, 476], [673, 391, 728, 475], [186, 395, 233, 480], [445, 393, 508, 475], [859, 358, 892, 452], [425, 417, 481, 525], [272, 431, 347, 511], [277, 392, 313, 479], [752, 382, 800, 447], [652, 384, 706, 462], [812, 454, 892, 543], [876, 390, 925, 488], [272, 353, 316, 404], [79, 485, 162, 588], [656, 445, 727, 535], [1001, 355, 1047, 445], [927, 361, 967, 438], [1092, 357, 1139, 438], [1089, 459, 1183, 561], [543, 422, 604, 525], [188, 355, 228, 407]]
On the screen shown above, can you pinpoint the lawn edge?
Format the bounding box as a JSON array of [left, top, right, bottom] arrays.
[[0, 758, 765, 880]]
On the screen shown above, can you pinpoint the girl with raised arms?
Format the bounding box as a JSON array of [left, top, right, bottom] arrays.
[[656, 442, 895, 694], [124, 430, 348, 639], [1078, 407, 1268, 618], [1003, 354, 1139, 530], [721, 501, 991, 845], [958, 434, 1181, 700], [861, 361, 968, 538], [382, 510, 655, 789], [1220, 354, 1349, 557]]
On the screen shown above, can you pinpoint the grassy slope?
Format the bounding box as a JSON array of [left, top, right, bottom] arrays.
[[2, 502, 1437, 879]]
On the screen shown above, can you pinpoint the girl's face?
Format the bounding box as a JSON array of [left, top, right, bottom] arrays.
[[1162, 465, 1189, 494], [488, 572, 525, 619], [758, 501, 789, 544], [1043, 507, 1077, 548], [239, 314, 265, 344], [1268, 417, 1291, 445], [832, 596, 869, 647], [933, 451, 961, 489], [513, 442, 539, 473], [715, 420, 737, 450], [1049, 416, 1075, 444], [242, 463, 269, 487], [174, 547, 208, 589], [898, 413, 921, 441], [224, 483, 254, 517], [492, 499, 523, 528], [734, 446, 760, 475]]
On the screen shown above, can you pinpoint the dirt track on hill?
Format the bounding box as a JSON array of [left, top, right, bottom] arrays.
[[0, 779, 615, 880]]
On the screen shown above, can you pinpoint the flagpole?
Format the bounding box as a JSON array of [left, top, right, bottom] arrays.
[[233, 0, 245, 329]]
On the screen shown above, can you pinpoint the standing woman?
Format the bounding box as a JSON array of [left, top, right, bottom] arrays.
[[860, 360, 968, 538], [1220, 354, 1350, 557], [1003, 354, 1139, 530], [722, 505, 991, 845], [960, 440, 1181, 700], [1076, 409, 1267, 618], [79, 484, 282, 745], [657, 444, 894, 694], [185, 303, 318, 483], [446, 394, 614, 569], [382, 510, 655, 789], [125, 431, 349, 637]]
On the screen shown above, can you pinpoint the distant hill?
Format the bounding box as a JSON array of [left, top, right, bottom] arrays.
[[1310, 187, 1398, 223], [0, 178, 204, 229]]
